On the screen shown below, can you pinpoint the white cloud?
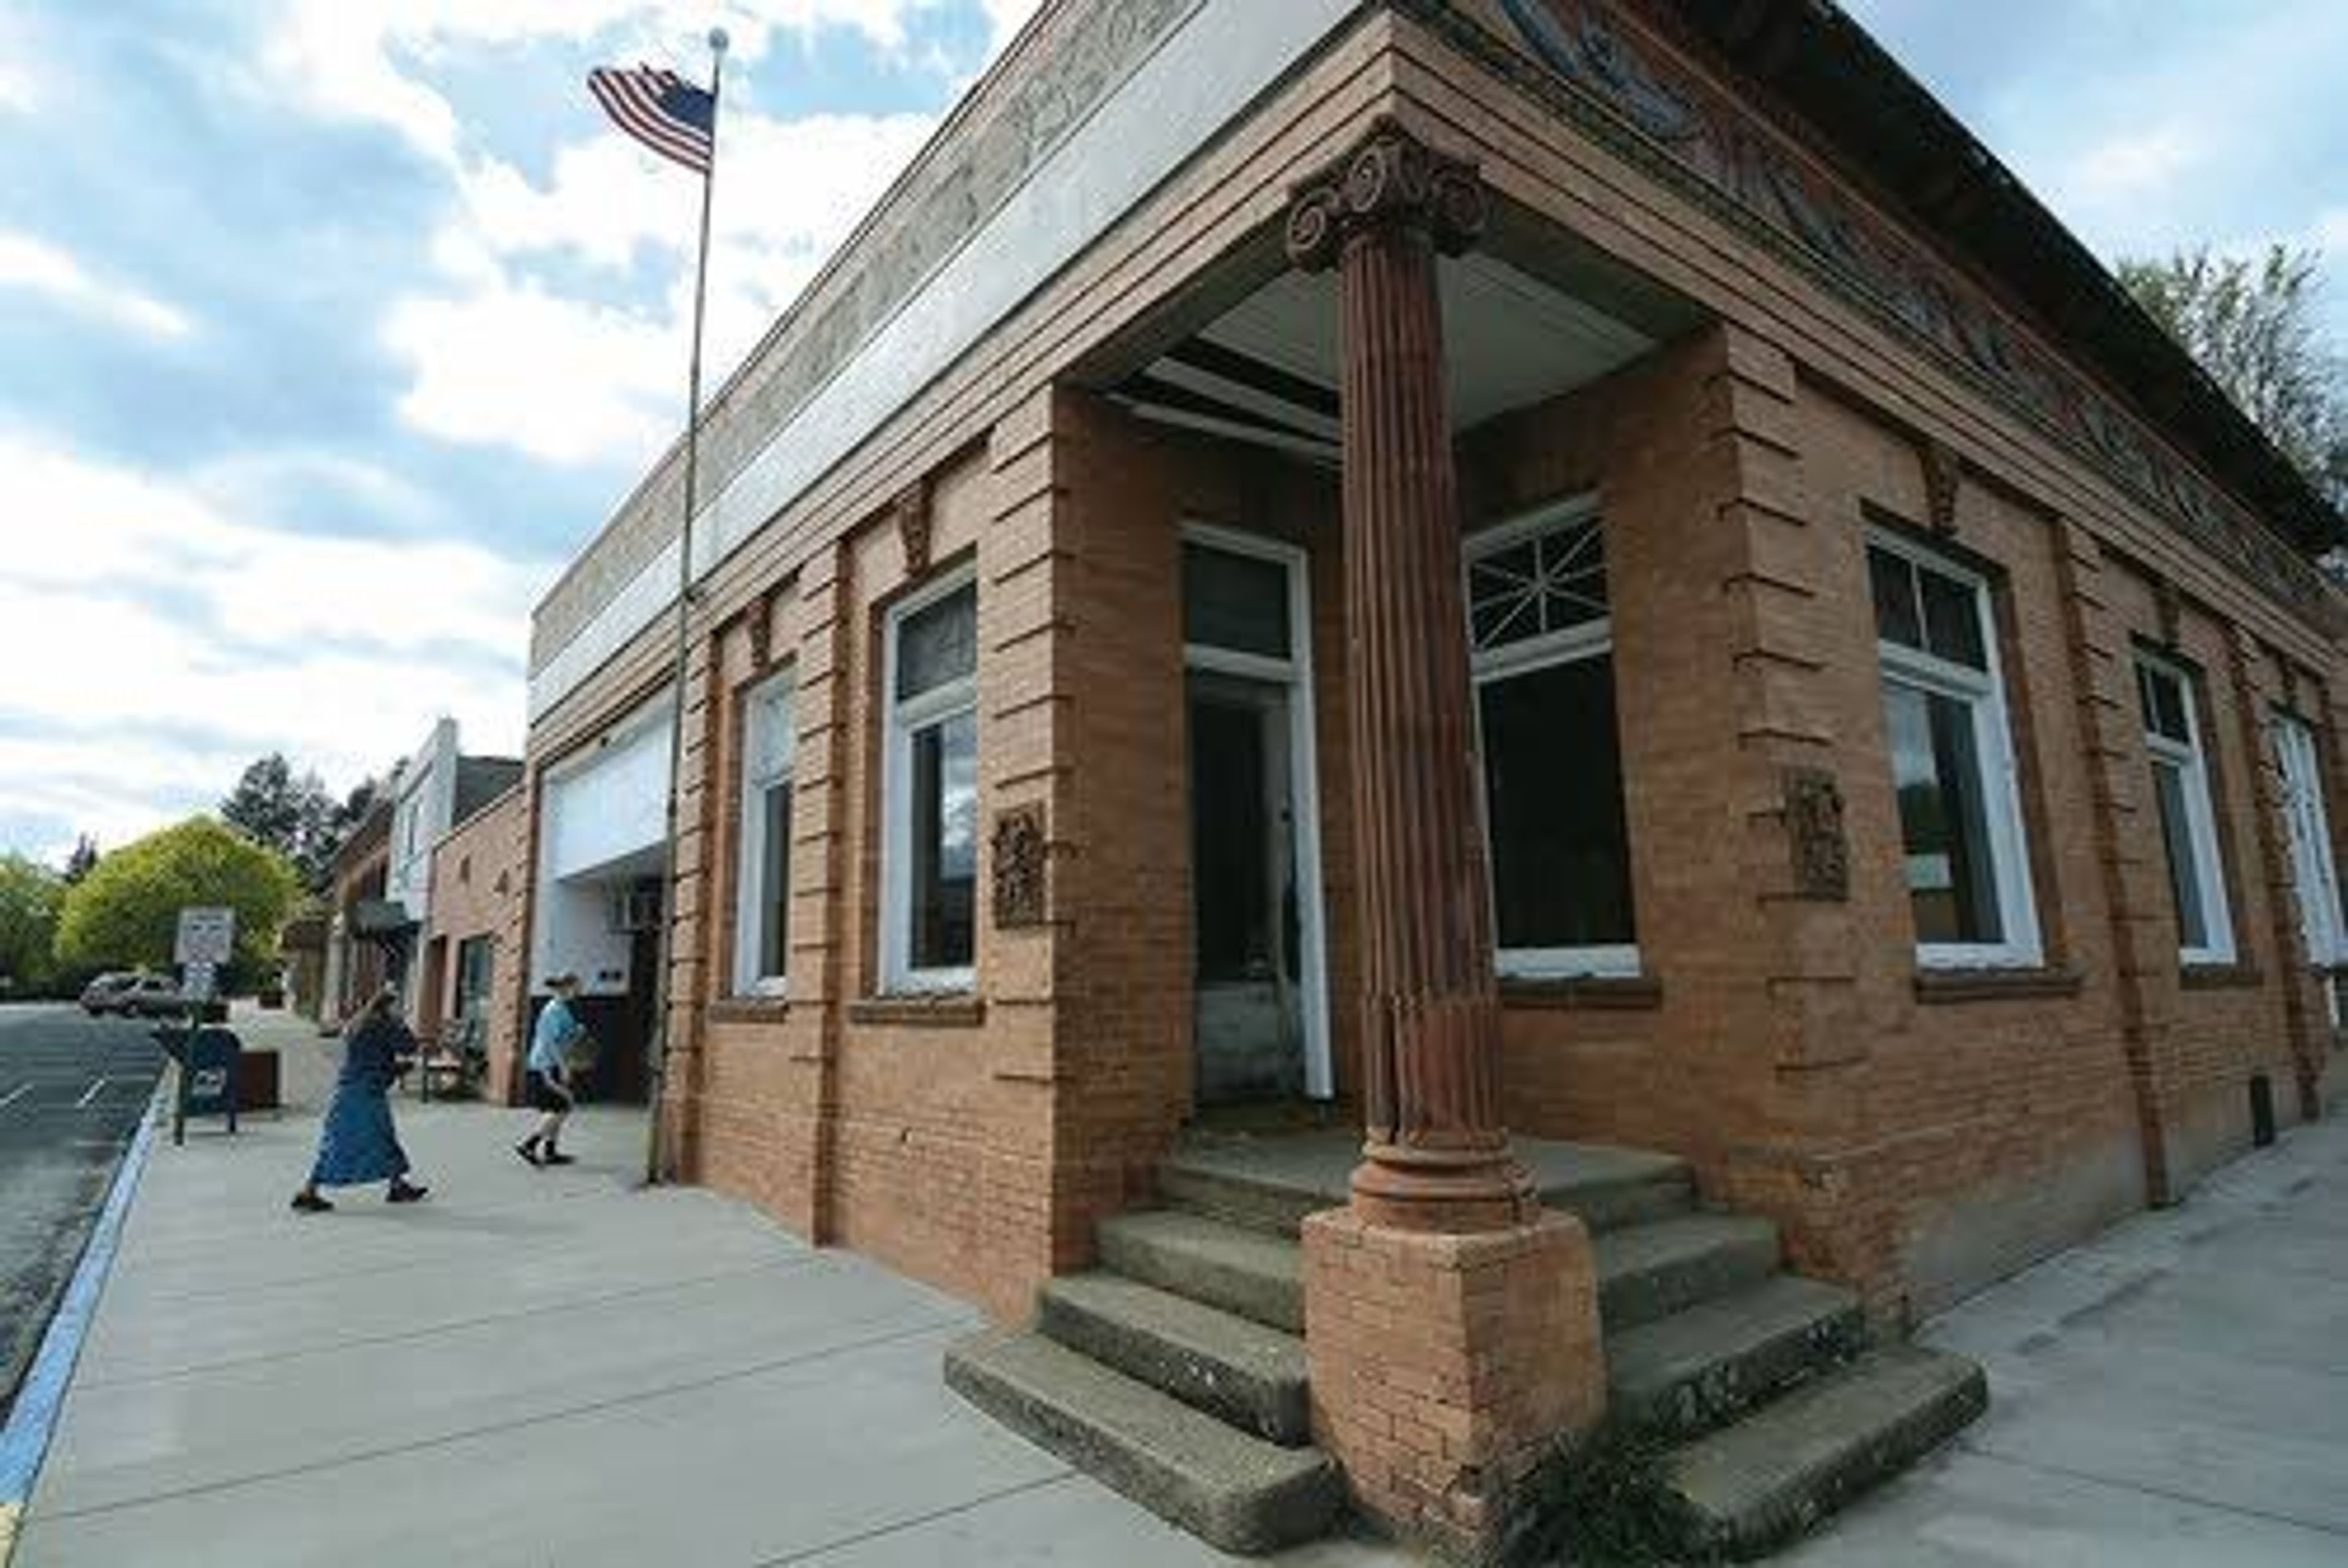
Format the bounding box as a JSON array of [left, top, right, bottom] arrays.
[[389, 102, 936, 468], [2058, 123, 2204, 210], [0, 433, 539, 856], [0, 231, 194, 339]]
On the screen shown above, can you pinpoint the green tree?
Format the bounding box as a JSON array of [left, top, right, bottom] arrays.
[[0, 853, 65, 994], [53, 817, 299, 983], [2116, 245, 2348, 513], [221, 754, 342, 893], [62, 835, 99, 885]]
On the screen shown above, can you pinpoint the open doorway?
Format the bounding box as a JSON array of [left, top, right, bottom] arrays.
[[1182, 527, 1332, 1107]]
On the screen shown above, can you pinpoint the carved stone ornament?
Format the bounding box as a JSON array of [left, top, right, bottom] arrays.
[[1922, 439, 1963, 537], [991, 802, 1047, 929], [894, 479, 932, 580], [1782, 766, 1850, 900], [1285, 120, 1488, 273], [746, 591, 774, 674], [2153, 575, 2184, 650]]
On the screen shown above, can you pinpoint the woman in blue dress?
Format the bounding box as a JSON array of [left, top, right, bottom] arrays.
[[292, 985, 429, 1212]]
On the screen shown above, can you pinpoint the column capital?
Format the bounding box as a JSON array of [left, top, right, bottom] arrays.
[[1285, 119, 1487, 273]]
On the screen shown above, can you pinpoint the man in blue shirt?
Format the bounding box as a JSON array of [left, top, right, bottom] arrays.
[[517, 973, 588, 1168]]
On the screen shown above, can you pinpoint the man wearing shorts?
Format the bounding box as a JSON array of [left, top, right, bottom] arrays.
[[517, 973, 587, 1167]]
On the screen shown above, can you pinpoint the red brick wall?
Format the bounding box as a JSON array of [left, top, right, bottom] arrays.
[[423, 788, 528, 1099]]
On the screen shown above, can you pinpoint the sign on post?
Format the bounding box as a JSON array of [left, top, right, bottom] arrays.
[[172, 906, 237, 1145], [175, 906, 235, 966]]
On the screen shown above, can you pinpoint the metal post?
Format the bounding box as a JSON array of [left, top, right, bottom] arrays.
[[641, 28, 729, 1188]]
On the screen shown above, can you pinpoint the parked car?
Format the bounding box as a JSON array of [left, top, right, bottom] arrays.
[[79, 972, 139, 1014], [83, 973, 185, 1017]]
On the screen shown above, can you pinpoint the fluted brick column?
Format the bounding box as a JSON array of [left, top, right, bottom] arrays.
[[1288, 120, 1532, 1234]]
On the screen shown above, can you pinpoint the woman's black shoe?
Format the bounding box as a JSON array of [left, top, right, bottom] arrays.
[[515, 1139, 543, 1168], [386, 1179, 430, 1204], [290, 1190, 333, 1213], [541, 1150, 577, 1167]]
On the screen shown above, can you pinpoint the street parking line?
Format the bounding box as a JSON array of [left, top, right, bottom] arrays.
[[0, 1083, 29, 1110], [76, 1077, 108, 1108]]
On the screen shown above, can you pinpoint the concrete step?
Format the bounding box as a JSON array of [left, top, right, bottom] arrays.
[[945, 1327, 1342, 1556], [1663, 1345, 1988, 1561], [1608, 1275, 1867, 1442], [1098, 1209, 1303, 1333], [1040, 1272, 1312, 1446], [1594, 1213, 1781, 1333], [1159, 1131, 1693, 1237]]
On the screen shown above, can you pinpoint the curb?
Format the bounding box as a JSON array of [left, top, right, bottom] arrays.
[[0, 1083, 164, 1564]]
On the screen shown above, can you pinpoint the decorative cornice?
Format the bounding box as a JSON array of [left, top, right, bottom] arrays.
[[1431, 0, 2340, 633], [1286, 120, 1488, 273]]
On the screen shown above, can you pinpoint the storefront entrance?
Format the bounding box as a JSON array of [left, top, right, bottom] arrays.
[[1182, 528, 1332, 1106]]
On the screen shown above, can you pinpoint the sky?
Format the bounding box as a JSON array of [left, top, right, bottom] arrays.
[[0, 0, 2341, 866]]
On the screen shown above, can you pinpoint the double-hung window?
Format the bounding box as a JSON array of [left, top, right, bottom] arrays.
[[1466, 498, 1637, 977], [2135, 655, 2234, 965], [1868, 534, 2041, 967], [2273, 712, 2346, 971], [882, 570, 978, 992], [733, 669, 795, 995]]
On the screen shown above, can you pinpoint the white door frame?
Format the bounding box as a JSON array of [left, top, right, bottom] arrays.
[[1181, 523, 1334, 1100]]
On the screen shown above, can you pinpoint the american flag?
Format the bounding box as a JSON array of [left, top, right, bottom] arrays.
[[587, 64, 715, 175]]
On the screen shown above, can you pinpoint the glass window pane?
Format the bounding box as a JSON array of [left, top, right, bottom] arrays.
[[1884, 679, 2003, 944], [1469, 539, 1543, 650], [1868, 547, 1922, 651], [750, 683, 796, 782], [1478, 653, 1636, 949], [896, 585, 975, 703], [2150, 759, 2209, 951], [909, 709, 977, 970], [1919, 567, 1987, 671], [1183, 545, 1291, 660], [2140, 666, 2191, 745], [1535, 520, 1608, 634], [759, 781, 792, 977]]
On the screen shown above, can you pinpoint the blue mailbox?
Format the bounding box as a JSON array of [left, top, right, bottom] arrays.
[[155, 1025, 241, 1143]]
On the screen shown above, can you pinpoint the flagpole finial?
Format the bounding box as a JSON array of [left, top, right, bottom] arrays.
[[708, 26, 729, 53]]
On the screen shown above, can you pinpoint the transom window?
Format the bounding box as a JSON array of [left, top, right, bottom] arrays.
[[2135, 655, 2234, 965], [1466, 499, 1637, 977], [1869, 534, 2041, 968], [733, 668, 795, 995], [882, 571, 977, 992]]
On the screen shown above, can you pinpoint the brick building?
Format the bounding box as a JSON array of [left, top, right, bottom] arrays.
[[512, 1, 2346, 1555], [419, 783, 528, 1096]]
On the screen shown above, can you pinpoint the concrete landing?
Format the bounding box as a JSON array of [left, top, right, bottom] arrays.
[[1162, 1128, 1693, 1234]]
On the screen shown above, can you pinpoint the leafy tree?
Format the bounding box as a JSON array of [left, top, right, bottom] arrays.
[[221, 753, 344, 894], [2116, 245, 2348, 513], [53, 817, 299, 983], [0, 853, 64, 993], [62, 836, 99, 885]]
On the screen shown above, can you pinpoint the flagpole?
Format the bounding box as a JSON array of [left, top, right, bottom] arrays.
[[643, 26, 727, 1187]]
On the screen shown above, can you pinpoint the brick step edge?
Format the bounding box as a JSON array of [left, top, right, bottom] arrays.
[[1594, 1213, 1782, 1333], [1663, 1345, 1988, 1561], [945, 1328, 1342, 1557]]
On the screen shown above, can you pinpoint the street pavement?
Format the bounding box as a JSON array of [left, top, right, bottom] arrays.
[[0, 1005, 166, 1424], [1782, 1110, 2348, 1566], [10, 1009, 2348, 1566]]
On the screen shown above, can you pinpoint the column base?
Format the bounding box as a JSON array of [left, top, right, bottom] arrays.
[[1350, 1137, 1538, 1232], [1302, 1204, 1606, 1564]]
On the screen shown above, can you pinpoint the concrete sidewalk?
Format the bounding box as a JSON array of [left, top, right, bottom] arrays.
[[9, 1010, 1387, 1568], [15, 1006, 2348, 1566], [1782, 1113, 2348, 1566]]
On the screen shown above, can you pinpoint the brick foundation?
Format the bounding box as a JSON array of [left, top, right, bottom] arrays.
[[1302, 1205, 1604, 1561]]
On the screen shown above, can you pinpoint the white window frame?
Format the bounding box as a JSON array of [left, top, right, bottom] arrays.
[[1181, 522, 1337, 1100], [1464, 494, 1641, 981], [2275, 710, 2347, 969], [2135, 652, 2235, 966], [731, 666, 796, 998], [880, 565, 978, 994], [1869, 530, 2043, 970]]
